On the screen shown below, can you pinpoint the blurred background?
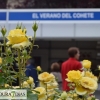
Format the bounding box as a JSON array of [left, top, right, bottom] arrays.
[[0, 0, 100, 9]]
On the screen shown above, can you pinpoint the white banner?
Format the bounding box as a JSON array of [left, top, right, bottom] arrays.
[[0, 89, 27, 99]]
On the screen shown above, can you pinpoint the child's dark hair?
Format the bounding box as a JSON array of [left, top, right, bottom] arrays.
[[51, 62, 60, 72]]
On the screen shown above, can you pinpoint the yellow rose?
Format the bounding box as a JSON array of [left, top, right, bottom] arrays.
[[57, 99, 62, 100], [22, 81, 29, 88], [12, 86, 20, 89], [27, 76, 34, 84], [0, 57, 2, 64], [33, 87, 47, 100], [87, 95, 96, 100], [5, 84, 9, 88], [87, 89, 95, 95], [66, 70, 82, 83], [7, 29, 31, 49], [75, 86, 87, 95], [47, 91, 56, 97], [33, 87, 46, 95], [38, 72, 55, 83], [82, 60, 91, 69], [67, 93, 73, 98], [73, 93, 78, 97], [39, 81, 46, 88], [47, 81, 58, 89], [87, 97, 92, 100], [37, 66, 42, 71], [98, 66, 100, 70], [80, 77, 98, 90], [85, 71, 98, 81]]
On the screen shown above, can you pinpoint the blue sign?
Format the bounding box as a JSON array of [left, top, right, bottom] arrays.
[[9, 12, 100, 21], [0, 12, 6, 20]]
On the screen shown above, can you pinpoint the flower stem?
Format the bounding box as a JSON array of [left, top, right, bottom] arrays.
[[29, 31, 36, 55], [46, 83, 48, 100], [9, 66, 12, 88], [32, 31, 36, 45], [18, 49, 21, 88], [3, 36, 6, 52]]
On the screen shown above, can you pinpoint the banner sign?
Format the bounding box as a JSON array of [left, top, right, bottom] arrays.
[[1, 9, 100, 23], [0, 12, 6, 20], [9, 12, 99, 21]]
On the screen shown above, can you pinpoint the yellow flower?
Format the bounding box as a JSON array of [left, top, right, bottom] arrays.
[[98, 66, 100, 70], [87, 89, 95, 95], [33, 87, 47, 100], [0, 57, 2, 64], [75, 86, 87, 95], [66, 70, 82, 83], [87, 97, 93, 100], [85, 71, 98, 81], [57, 98, 62, 100], [7, 29, 31, 49], [39, 81, 46, 88], [80, 77, 98, 90], [73, 93, 78, 97], [34, 87, 46, 95], [47, 81, 58, 89], [57, 99, 62, 100], [37, 66, 42, 71], [5, 84, 9, 88], [27, 76, 34, 84], [87, 95, 96, 100], [82, 60, 91, 69], [47, 91, 56, 97], [38, 72, 55, 83], [22, 81, 29, 88], [12, 86, 20, 89], [67, 93, 73, 98]]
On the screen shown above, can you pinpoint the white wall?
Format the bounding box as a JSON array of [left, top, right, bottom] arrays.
[[76, 24, 100, 38], [0, 23, 100, 39]]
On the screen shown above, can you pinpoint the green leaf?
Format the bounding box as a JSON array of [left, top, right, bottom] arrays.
[[26, 55, 31, 59], [54, 89, 62, 93], [31, 89, 40, 94], [91, 98, 96, 100], [27, 93, 38, 100], [10, 76, 17, 81], [5, 56, 14, 63], [0, 77, 6, 85], [6, 76, 17, 81], [10, 71, 17, 74], [27, 90, 38, 100]]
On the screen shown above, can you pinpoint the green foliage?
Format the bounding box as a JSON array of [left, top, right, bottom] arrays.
[[0, 23, 39, 99], [27, 89, 38, 100], [0, 76, 6, 85], [91, 97, 97, 100], [5, 56, 14, 64]]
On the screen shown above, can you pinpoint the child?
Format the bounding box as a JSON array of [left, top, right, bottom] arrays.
[[50, 62, 62, 90]]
